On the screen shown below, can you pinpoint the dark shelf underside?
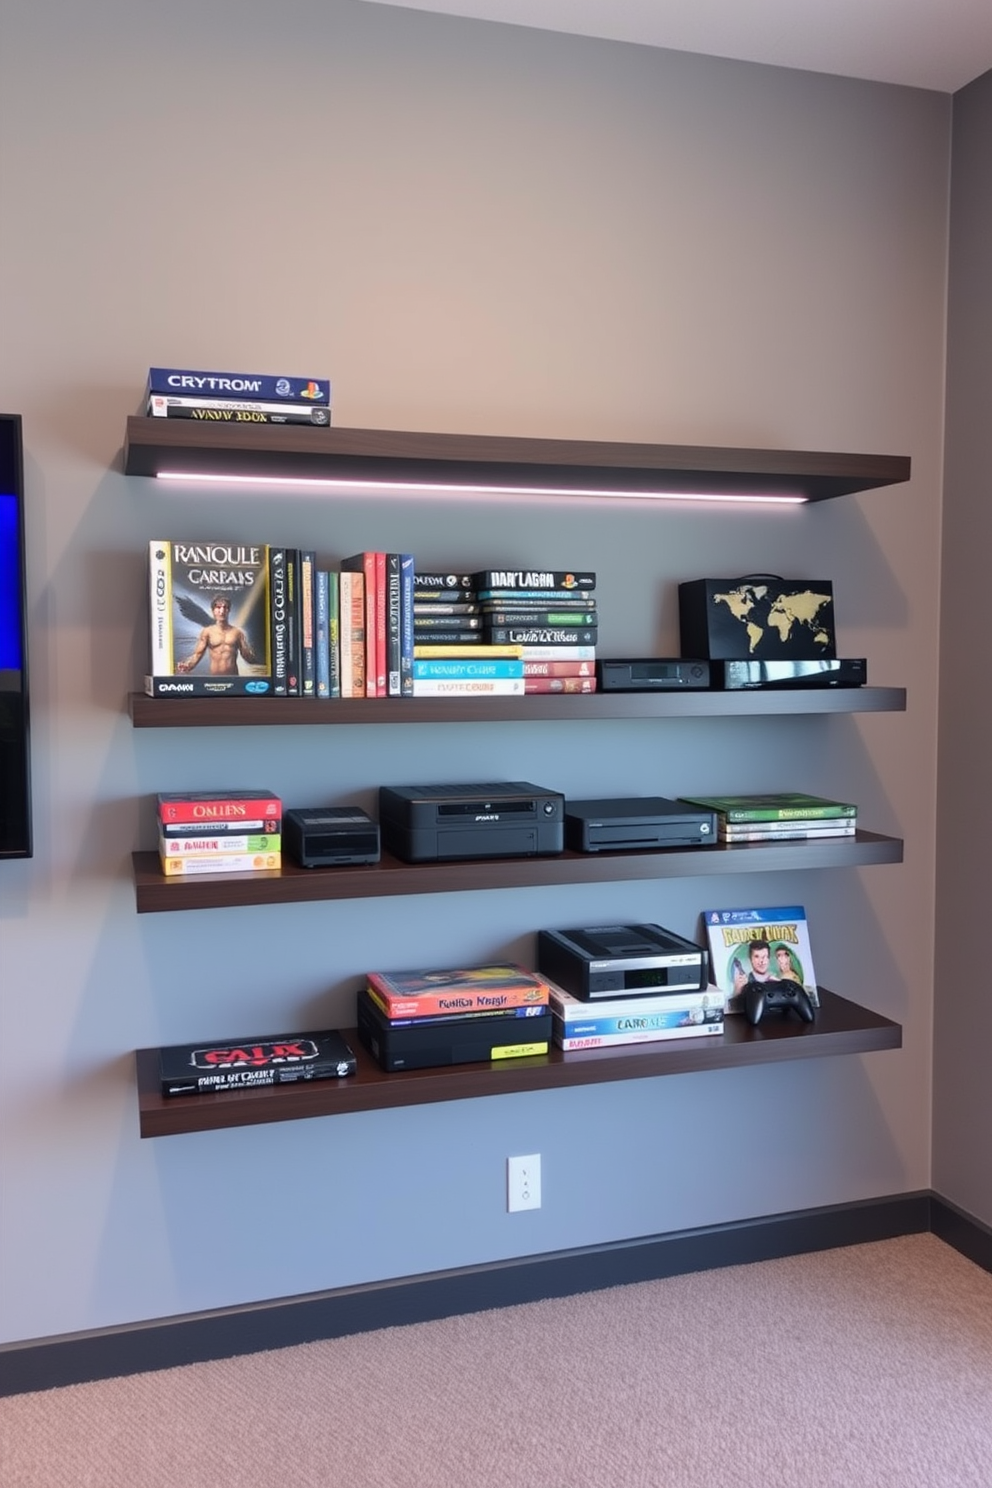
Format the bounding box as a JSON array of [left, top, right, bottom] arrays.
[[122, 419, 911, 503], [132, 831, 903, 913], [134, 989, 902, 1138]]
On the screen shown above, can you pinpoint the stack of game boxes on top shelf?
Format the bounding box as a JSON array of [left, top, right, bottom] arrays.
[[355, 963, 554, 1071], [412, 568, 599, 697], [156, 789, 282, 877], [145, 366, 333, 427], [676, 792, 858, 844], [536, 922, 722, 1052]]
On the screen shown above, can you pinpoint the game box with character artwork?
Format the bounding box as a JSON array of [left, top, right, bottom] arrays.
[[146, 540, 272, 696]]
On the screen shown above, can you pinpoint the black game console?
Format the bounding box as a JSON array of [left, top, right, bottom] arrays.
[[564, 796, 716, 852], [378, 782, 565, 863], [537, 922, 709, 1000], [743, 976, 816, 1026]]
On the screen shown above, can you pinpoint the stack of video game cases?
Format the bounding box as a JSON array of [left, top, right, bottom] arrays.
[[157, 789, 282, 876], [412, 568, 599, 697], [145, 366, 332, 427], [355, 963, 554, 1071], [677, 791, 858, 844]]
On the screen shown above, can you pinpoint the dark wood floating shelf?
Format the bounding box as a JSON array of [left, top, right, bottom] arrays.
[[128, 688, 907, 728], [122, 418, 911, 503], [132, 831, 903, 914], [134, 989, 902, 1138]]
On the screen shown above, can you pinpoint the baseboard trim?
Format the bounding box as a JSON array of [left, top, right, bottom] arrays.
[[2, 1189, 984, 1397]]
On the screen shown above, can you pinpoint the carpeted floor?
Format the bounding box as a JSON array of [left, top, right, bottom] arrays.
[[2, 1233, 991, 1487]]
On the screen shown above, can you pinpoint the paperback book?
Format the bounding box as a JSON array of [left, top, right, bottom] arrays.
[[702, 905, 820, 1013]]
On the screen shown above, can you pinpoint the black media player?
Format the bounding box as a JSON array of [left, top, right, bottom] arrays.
[[564, 796, 717, 852]]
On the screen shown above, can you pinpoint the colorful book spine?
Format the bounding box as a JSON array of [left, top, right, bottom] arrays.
[[366, 972, 550, 1020], [411, 678, 526, 697], [482, 610, 597, 627], [413, 659, 525, 679], [147, 397, 331, 426], [159, 833, 281, 857], [523, 676, 596, 693], [146, 368, 331, 404], [160, 852, 281, 876], [522, 659, 595, 676], [269, 547, 290, 696], [555, 1020, 723, 1051], [299, 551, 316, 697], [399, 554, 415, 697], [315, 568, 330, 699], [489, 626, 597, 646], [413, 644, 523, 659], [471, 570, 596, 591], [341, 553, 379, 698], [339, 569, 366, 698], [386, 554, 401, 697], [157, 792, 281, 824], [327, 571, 341, 698]]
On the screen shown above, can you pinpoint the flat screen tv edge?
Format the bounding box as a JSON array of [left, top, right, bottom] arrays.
[[0, 413, 32, 858]]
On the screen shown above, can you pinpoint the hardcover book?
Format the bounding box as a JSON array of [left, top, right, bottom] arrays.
[[147, 541, 272, 692], [702, 905, 820, 1013]]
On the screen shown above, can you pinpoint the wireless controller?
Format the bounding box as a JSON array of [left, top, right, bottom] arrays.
[[743, 976, 816, 1027]]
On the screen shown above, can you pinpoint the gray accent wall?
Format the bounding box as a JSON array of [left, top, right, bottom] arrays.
[[0, 1, 951, 1344], [934, 68, 992, 1227]]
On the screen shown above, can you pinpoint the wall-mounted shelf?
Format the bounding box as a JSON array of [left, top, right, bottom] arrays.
[[122, 418, 911, 503], [128, 687, 907, 728], [132, 831, 903, 913], [134, 989, 902, 1138]]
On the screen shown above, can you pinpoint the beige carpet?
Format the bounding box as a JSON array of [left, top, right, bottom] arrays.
[[2, 1234, 991, 1487]]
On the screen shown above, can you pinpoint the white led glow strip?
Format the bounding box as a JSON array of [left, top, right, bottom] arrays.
[[155, 470, 808, 505]]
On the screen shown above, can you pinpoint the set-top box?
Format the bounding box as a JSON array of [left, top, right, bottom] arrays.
[[378, 782, 564, 863], [537, 923, 709, 1000], [284, 807, 380, 868]]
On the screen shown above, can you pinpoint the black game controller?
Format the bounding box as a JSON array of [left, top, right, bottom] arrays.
[[743, 976, 816, 1027]]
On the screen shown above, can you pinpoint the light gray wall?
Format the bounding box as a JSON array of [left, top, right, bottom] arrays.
[[934, 67, 992, 1227], [0, 0, 949, 1344]]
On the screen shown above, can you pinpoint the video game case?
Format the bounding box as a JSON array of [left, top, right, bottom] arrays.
[[522, 660, 596, 676], [339, 569, 366, 697], [413, 644, 522, 658], [415, 613, 483, 630], [410, 678, 526, 696], [159, 1027, 356, 1097], [161, 815, 280, 836], [327, 570, 341, 698], [554, 1016, 723, 1051], [159, 833, 281, 857], [157, 790, 281, 824], [299, 550, 316, 698], [147, 540, 272, 685], [476, 588, 596, 603], [481, 610, 597, 628], [719, 822, 856, 842], [524, 677, 597, 693], [144, 675, 274, 697], [681, 792, 857, 822], [147, 397, 331, 425], [386, 553, 401, 697], [160, 851, 281, 875], [147, 367, 331, 405], [411, 630, 485, 646], [364, 985, 549, 1027], [471, 570, 596, 592], [413, 659, 524, 679], [517, 645, 597, 661], [356, 993, 552, 1072], [488, 626, 598, 646], [269, 547, 290, 696], [315, 568, 330, 699], [366, 963, 550, 1020], [399, 554, 415, 697], [414, 572, 475, 591]]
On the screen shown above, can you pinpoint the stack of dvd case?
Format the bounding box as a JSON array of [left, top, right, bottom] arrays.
[[157, 789, 282, 876]]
